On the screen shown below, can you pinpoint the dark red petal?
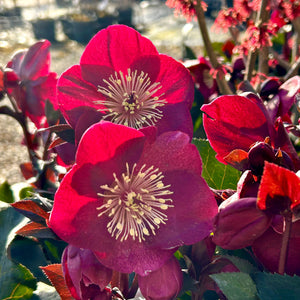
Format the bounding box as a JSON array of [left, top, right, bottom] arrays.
[[80, 25, 158, 71], [148, 171, 217, 248], [277, 76, 300, 118], [155, 102, 193, 139], [257, 162, 300, 212], [75, 122, 145, 166], [19, 40, 51, 80], [139, 130, 203, 176], [155, 54, 194, 109], [57, 65, 102, 127], [202, 95, 273, 163]]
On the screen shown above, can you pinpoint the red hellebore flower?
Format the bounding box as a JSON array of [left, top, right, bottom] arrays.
[[201, 93, 300, 170], [49, 121, 217, 275], [6, 40, 57, 128], [62, 245, 112, 300], [57, 25, 194, 144]]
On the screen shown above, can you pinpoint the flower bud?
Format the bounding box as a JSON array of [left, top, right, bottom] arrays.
[[213, 196, 272, 249], [138, 256, 183, 300], [248, 141, 276, 176], [62, 245, 112, 300]]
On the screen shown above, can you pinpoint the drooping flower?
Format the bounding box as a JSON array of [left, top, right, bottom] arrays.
[[49, 121, 218, 276], [57, 25, 194, 145], [6, 40, 57, 128], [62, 245, 112, 300], [166, 0, 207, 22]]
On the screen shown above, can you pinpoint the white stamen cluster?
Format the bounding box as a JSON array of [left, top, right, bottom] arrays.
[[95, 69, 166, 129], [97, 163, 173, 243]]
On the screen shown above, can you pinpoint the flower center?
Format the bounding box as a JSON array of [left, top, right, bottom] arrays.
[[95, 69, 166, 129], [96, 163, 173, 243]]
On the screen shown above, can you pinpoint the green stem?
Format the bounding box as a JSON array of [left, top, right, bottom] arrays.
[[278, 212, 293, 275], [194, 0, 233, 95]]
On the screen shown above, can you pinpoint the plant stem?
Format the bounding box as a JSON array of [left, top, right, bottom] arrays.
[[244, 0, 269, 82], [278, 212, 293, 275], [3, 95, 36, 161], [284, 56, 300, 81], [194, 0, 233, 95], [258, 3, 270, 78], [291, 17, 300, 63]]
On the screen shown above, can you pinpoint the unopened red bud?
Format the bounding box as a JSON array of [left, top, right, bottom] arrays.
[[248, 142, 276, 176]]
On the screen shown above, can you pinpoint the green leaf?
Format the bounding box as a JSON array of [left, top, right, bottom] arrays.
[[19, 186, 34, 200], [0, 181, 14, 203], [0, 203, 37, 299], [210, 272, 259, 300], [218, 255, 258, 274], [8, 236, 50, 284], [192, 139, 240, 190], [252, 272, 300, 300]]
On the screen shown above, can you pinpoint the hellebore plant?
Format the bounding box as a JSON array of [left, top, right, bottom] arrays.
[[1, 0, 300, 299]]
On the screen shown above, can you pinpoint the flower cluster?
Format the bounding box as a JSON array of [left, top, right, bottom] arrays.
[[1, 0, 300, 298], [166, 0, 207, 22]]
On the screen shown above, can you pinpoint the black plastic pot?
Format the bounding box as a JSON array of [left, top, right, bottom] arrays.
[[96, 13, 117, 31], [31, 18, 56, 42], [117, 7, 133, 27], [60, 14, 98, 44], [0, 7, 22, 17]]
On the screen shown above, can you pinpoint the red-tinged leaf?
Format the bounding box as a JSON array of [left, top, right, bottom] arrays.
[[16, 221, 49, 237], [45, 167, 57, 183], [223, 149, 249, 171], [12, 199, 49, 220], [49, 136, 67, 150], [41, 264, 73, 300], [257, 162, 300, 213], [20, 162, 36, 180], [43, 123, 73, 133]]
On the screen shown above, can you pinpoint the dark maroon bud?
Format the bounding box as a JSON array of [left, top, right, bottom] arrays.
[[248, 142, 276, 176]]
